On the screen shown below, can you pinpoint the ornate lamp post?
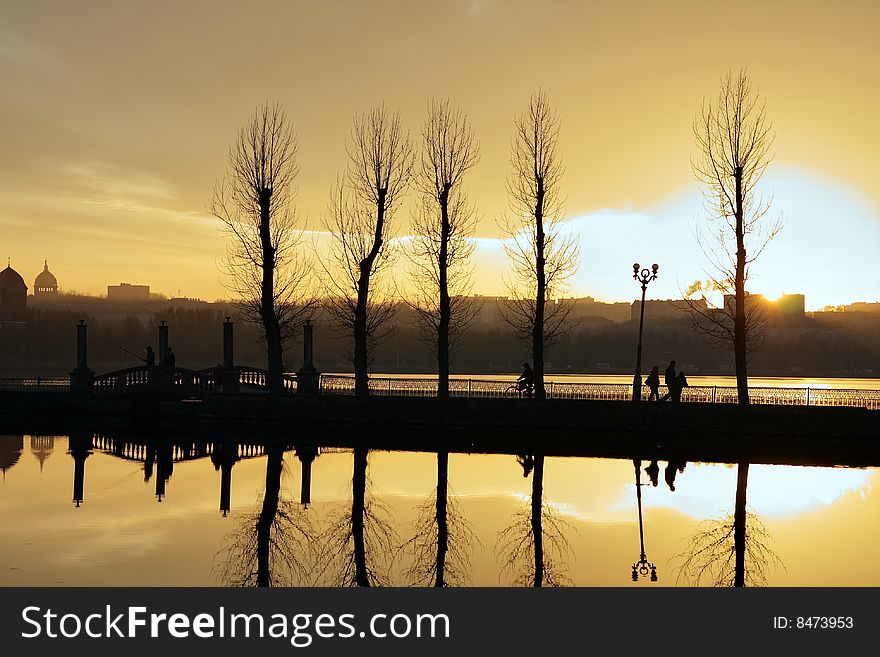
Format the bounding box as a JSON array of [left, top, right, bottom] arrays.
[[631, 458, 658, 582], [631, 263, 659, 401]]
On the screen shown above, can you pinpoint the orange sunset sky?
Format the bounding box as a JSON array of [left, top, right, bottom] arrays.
[[1, 0, 878, 310]]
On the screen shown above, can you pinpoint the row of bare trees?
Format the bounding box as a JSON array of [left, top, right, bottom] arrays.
[[210, 91, 579, 399], [210, 70, 778, 403]]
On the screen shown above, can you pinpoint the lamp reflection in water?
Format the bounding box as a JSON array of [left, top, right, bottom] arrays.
[[631, 458, 658, 582]]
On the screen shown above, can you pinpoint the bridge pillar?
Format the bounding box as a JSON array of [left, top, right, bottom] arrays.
[[68, 432, 93, 507], [296, 445, 318, 506], [69, 320, 94, 393], [158, 321, 169, 365], [221, 318, 239, 394], [297, 319, 320, 395]]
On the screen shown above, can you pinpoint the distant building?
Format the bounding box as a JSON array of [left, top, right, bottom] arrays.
[[776, 294, 805, 316], [723, 293, 768, 316], [33, 260, 58, 295], [0, 263, 27, 321], [0, 263, 27, 359], [630, 299, 698, 323], [108, 283, 150, 303], [845, 302, 880, 313], [566, 296, 630, 323], [469, 295, 509, 326]]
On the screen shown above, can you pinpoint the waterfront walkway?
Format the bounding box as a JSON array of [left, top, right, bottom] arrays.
[[2, 372, 880, 409]]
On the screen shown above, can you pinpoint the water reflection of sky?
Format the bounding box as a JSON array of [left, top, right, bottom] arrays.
[[2, 436, 879, 586], [614, 463, 875, 520]]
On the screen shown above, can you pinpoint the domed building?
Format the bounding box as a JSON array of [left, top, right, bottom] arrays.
[[0, 435, 24, 480], [0, 261, 27, 322], [34, 260, 58, 295]]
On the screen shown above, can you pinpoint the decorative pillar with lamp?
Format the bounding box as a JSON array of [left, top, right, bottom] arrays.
[[631, 263, 659, 401]]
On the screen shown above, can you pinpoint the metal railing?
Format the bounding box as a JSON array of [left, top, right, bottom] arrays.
[[318, 375, 880, 410], [0, 377, 70, 392]]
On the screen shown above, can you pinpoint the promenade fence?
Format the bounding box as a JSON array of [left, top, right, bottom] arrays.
[[318, 375, 880, 410]]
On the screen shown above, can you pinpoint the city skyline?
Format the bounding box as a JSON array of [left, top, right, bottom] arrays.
[[2, 1, 879, 309]]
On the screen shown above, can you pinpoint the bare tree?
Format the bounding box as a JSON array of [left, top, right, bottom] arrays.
[[398, 451, 480, 586], [500, 90, 579, 400], [686, 70, 781, 405], [496, 453, 574, 586], [322, 106, 413, 396], [209, 101, 315, 393], [674, 463, 784, 587], [314, 448, 397, 586], [213, 444, 316, 587], [408, 100, 480, 397]]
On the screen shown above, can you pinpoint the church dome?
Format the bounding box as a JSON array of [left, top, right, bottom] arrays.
[[0, 436, 24, 476], [34, 260, 58, 294], [0, 264, 27, 293]]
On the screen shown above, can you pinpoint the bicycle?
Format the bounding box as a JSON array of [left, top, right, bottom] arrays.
[[504, 382, 534, 398]]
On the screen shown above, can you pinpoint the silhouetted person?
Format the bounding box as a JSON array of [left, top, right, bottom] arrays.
[[517, 453, 534, 478], [517, 362, 535, 398], [665, 459, 687, 491], [645, 460, 660, 487], [660, 360, 676, 401], [166, 347, 176, 367], [664, 462, 678, 491], [144, 345, 156, 367], [672, 371, 689, 402], [645, 365, 660, 401]]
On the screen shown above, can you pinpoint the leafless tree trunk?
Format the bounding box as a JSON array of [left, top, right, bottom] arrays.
[[398, 450, 479, 587], [733, 461, 749, 587], [315, 447, 397, 586], [209, 102, 316, 394], [323, 106, 412, 396], [673, 462, 784, 587], [686, 70, 781, 405], [500, 90, 578, 400], [213, 443, 315, 587], [497, 452, 574, 586], [409, 100, 480, 398]]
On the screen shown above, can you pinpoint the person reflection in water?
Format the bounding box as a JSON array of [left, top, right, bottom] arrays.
[[645, 460, 660, 487], [517, 454, 535, 478], [664, 460, 687, 492]]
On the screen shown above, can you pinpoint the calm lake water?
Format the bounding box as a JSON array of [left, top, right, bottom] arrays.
[[1, 434, 877, 587]]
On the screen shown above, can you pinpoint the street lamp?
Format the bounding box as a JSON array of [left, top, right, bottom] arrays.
[[631, 263, 659, 401], [631, 459, 658, 582]]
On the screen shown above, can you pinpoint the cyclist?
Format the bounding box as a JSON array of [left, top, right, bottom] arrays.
[[517, 362, 535, 399]]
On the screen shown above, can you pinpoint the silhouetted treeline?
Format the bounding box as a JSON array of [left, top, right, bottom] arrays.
[[6, 295, 879, 377]]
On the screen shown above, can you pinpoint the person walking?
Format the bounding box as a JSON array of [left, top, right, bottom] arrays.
[[645, 366, 661, 401], [672, 371, 689, 402], [660, 360, 676, 401]]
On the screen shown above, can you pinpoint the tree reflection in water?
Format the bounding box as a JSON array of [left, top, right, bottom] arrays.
[[214, 443, 315, 587], [496, 453, 574, 587], [674, 462, 784, 587], [398, 451, 480, 587], [315, 447, 397, 587]]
